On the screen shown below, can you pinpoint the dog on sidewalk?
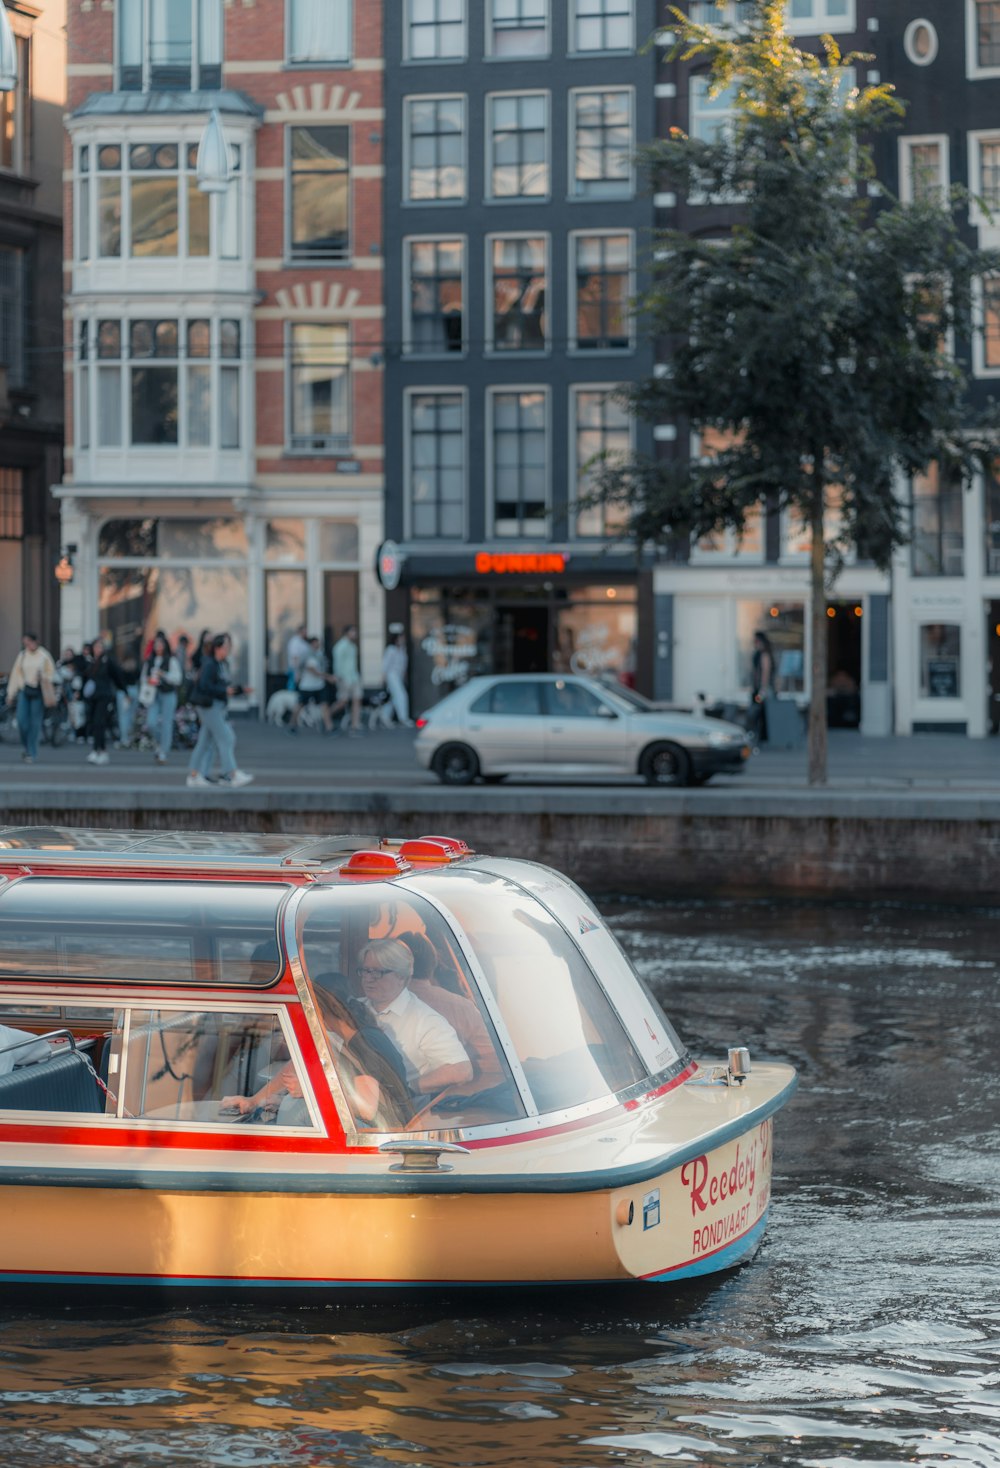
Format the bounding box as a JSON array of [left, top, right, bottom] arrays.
[[265, 689, 299, 726]]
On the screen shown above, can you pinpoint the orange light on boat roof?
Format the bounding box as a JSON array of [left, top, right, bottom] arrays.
[[342, 850, 412, 880], [398, 838, 455, 865], [420, 833, 472, 856]]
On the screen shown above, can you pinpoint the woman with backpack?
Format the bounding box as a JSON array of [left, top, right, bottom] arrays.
[[139, 630, 183, 766]]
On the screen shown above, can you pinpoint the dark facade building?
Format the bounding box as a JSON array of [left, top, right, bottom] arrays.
[[383, 0, 659, 710], [0, 0, 64, 672]]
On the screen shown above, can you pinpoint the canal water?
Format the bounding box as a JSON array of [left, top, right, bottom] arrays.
[[0, 899, 997, 1467]]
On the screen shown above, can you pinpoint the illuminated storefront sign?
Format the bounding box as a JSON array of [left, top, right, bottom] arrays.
[[475, 552, 567, 575]]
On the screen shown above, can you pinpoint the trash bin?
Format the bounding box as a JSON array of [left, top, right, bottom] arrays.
[[764, 695, 804, 749]]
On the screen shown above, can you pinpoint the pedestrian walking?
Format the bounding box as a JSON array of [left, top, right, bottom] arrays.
[[285, 622, 309, 692], [748, 630, 776, 746], [382, 625, 412, 726], [84, 637, 128, 766], [186, 632, 254, 788], [331, 624, 363, 735], [140, 629, 184, 765], [5, 632, 57, 764], [289, 636, 336, 734]]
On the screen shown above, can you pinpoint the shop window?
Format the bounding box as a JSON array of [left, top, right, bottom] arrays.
[[572, 232, 631, 351], [118, 0, 223, 91], [737, 601, 805, 693], [410, 589, 493, 711], [405, 96, 466, 202], [554, 591, 637, 682], [571, 0, 632, 53], [571, 89, 632, 199], [319, 519, 360, 561], [406, 0, 466, 61], [487, 93, 548, 199], [490, 389, 547, 537], [490, 236, 546, 351], [919, 624, 961, 698], [288, 323, 350, 452], [912, 464, 963, 576], [407, 238, 464, 354], [98, 562, 250, 684], [573, 388, 631, 538], [289, 126, 349, 261], [265, 518, 306, 564], [408, 392, 465, 539], [287, 0, 351, 64], [488, 0, 548, 58], [266, 569, 306, 677]]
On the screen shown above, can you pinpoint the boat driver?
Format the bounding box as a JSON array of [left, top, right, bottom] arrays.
[[355, 938, 473, 1095]]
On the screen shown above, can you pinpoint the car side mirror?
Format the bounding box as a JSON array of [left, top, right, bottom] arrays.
[[596, 705, 617, 719]]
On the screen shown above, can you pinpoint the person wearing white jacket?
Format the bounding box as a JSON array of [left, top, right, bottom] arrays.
[[139, 630, 184, 765], [382, 626, 412, 726]]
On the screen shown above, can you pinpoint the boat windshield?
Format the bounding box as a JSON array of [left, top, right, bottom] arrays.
[[0, 879, 287, 986]]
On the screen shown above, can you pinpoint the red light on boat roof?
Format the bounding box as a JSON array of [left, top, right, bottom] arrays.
[[342, 850, 412, 880], [419, 834, 472, 856], [398, 838, 455, 865]]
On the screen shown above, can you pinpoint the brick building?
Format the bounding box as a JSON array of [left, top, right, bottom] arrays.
[[60, 0, 385, 698]]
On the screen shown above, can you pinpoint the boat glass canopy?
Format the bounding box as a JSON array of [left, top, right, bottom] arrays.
[[0, 879, 287, 986]]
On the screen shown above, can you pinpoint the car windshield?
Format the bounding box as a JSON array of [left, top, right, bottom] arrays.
[[596, 679, 654, 711]]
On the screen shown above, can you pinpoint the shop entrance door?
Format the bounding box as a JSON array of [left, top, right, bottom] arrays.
[[826, 601, 862, 728], [495, 605, 549, 675], [986, 603, 1000, 734]]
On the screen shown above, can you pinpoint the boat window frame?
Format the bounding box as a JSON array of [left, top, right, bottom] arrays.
[[0, 990, 327, 1135], [0, 877, 294, 989]]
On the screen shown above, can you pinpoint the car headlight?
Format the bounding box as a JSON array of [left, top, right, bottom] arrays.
[[707, 730, 743, 748]]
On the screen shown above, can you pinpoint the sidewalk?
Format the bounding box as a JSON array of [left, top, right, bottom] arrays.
[[0, 723, 997, 797]]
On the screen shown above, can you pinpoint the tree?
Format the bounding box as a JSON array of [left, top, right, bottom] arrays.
[[592, 0, 1000, 784]]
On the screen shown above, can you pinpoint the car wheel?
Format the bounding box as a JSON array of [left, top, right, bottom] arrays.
[[432, 742, 480, 786], [481, 774, 507, 785], [640, 741, 691, 787]]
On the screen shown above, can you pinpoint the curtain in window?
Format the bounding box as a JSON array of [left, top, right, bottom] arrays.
[[290, 0, 351, 62]]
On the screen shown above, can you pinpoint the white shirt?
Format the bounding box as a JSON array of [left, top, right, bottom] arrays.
[[287, 632, 310, 676], [362, 985, 469, 1089], [298, 649, 328, 693]]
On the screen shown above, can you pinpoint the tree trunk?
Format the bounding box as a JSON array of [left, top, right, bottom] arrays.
[[807, 484, 828, 786]]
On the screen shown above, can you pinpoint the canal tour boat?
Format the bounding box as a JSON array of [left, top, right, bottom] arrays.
[[0, 826, 796, 1295]]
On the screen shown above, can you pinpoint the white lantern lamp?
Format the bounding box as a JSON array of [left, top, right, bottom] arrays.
[[0, 1, 18, 95], [196, 108, 232, 194]]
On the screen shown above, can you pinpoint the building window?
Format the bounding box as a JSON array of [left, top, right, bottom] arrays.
[[130, 319, 179, 445], [0, 35, 28, 174], [406, 0, 466, 60], [0, 468, 23, 540], [289, 126, 349, 260], [690, 75, 738, 144], [491, 389, 547, 536], [785, 0, 854, 35], [488, 93, 548, 199], [975, 0, 1000, 68], [488, 0, 548, 57], [118, 0, 223, 91], [288, 324, 350, 452], [919, 623, 961, 698], [97, 320, 123, 446], [0, 246, 25, 389], [408, 392, 465, 538], [86, 140, 241, 261], [571, 90, 632, 198], [903, 19, 938, 65], [573, 233, 631, 351], [899, 136, 948, 204], [490, 236, 547, 351], [405, 96, 466, 201], [571, 0, 632, 52], [78, 147, 91, 261], [287, 0, 351, 64], [912, 466, 964, 577], [407, 239, 464, 354], [573, 389, 630, 538]]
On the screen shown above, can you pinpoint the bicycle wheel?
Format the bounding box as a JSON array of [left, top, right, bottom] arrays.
[[0, 706, 19, 744], [45, 714, 70, 747]]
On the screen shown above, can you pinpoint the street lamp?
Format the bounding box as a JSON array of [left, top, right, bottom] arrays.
[[0, 2, 18, 94], [196, 108, 232, 194]]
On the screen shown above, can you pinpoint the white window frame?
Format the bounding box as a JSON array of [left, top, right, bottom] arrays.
[[487, 384, 551, 539], [967, 0, 1000, 79], [570, 383, 634, 541], [973, 276, 1000, 377], [403, 234, 467, 357], [285, 123, 351, 263], [404, 385, 468, 541], [115, 0, 224, 92], [285, 0, 353, 66], [569, 86, 635, 201], [903, 18, 938, 66], [570, 0, 634, 53], [784, 0, 856, 36], [404, 0, 467, 63], [968, 130, 1000, 227], [898, 134, 949, 205], [567, 228, 635, 354], [486, 231, 549, 355], [485, 0, 550, 60], [403, 93, 468, 205], [485, 90, 550, 203], [285, 320, 352, 455]]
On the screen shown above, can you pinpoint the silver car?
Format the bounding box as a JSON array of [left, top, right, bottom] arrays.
[[415, 674, 750, 787]]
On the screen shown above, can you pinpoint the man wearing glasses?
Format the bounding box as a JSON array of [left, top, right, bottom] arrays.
[[355, 938, 473, 1094]]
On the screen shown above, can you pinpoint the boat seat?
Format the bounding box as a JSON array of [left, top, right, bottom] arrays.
[[0, 1047, 102, 1114]]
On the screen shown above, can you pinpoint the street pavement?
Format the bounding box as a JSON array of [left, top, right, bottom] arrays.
[[0, 719, 998, 796]]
